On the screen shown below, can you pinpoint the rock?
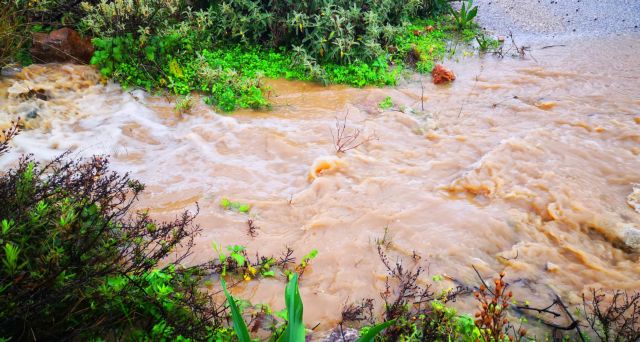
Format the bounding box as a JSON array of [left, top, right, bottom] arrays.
[[19, 88, 49, 101], [545, 262, 559, 272], [627, 185, 640, 213], [621, 224, 640, 252], [25, 109, 38, 120], [1, 66, 22, 77], [431, 64, 456, 85], [15, 103, 40, 120], [30, 28, 94, 64], [321, 327, 360, 342]]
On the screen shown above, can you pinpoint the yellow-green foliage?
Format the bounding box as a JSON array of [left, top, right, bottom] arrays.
[[80, 0, 185, 36]]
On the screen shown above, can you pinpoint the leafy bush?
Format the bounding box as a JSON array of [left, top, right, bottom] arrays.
[[205, 0, 448, 64], [79, 0, 187, 37], [0, 124, 226, 340]]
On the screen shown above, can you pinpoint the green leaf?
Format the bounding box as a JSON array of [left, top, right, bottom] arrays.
[[262, 270, 275, 277], [356, 320, 396, 342], [280, 273, 305, 342], [467, 6, 478, 21], [221, 278, 252, 342], [230, 253, 245, 266]]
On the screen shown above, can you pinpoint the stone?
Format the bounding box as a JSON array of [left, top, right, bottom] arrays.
[[25, 109, 38, 119], [431, 64, 456, 85], [621, 224, 640, 252], [322, 327, 360, 342], [30, 28, 94, 64], [545, 262, 559, 272]]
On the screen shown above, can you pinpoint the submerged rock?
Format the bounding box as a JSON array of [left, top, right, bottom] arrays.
[[620, 224, 640, 253], [30, 28, 94, 64]]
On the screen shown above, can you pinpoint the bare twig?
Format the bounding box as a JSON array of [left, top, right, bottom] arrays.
[[331, 111, 378, 154], [471, 265, 495, 296]]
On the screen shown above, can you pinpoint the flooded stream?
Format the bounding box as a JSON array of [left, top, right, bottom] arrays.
[[1, 34, 639, 334]]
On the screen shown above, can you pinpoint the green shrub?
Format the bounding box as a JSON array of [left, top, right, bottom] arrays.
[[205, 0, 448, 64], [0, 124, 223, 340], [79, 0, 187, 37]]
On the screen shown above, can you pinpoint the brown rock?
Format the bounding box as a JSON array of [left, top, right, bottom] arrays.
[[431, 64, 456, 84], [30, 28, 94, 64]]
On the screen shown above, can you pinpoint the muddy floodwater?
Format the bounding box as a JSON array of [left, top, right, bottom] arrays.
[[1, 35, 639, 334]]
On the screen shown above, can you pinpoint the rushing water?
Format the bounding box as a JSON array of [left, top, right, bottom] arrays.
[[1, 34, 639, 336]]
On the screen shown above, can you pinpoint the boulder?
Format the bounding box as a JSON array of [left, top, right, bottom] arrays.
[[30, 28, 94, 64], [431, 64, 456, 84]]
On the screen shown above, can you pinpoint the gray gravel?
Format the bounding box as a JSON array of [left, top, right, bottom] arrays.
[[467, 0, 640, 38]]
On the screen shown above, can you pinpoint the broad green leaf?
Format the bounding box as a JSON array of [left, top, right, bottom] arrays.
[[356, 320, 395, 342], [280, 273, 305, 342], [221, 278, 252, 342]]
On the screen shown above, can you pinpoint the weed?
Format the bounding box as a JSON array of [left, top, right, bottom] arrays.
[[451, 0, 479, 30], [476, 34, 501, 52], [220, 197, 250, 213], [379, 96, 394, 110], [174, 95, 193, 114]]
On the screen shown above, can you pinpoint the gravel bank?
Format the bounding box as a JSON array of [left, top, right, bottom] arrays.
[[469, 0, 640, 38]]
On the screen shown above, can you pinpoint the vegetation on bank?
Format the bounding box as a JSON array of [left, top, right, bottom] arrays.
[[1, 0, 487, 111]]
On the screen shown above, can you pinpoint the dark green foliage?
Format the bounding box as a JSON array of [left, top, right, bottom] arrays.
[[0, 124, 225, 340], [203, 0, 456, 64]]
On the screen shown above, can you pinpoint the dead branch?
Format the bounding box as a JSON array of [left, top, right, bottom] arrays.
[[331, 111, 378, 154]]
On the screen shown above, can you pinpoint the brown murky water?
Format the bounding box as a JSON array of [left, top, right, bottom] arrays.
[[1, 34, 639, 336]]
